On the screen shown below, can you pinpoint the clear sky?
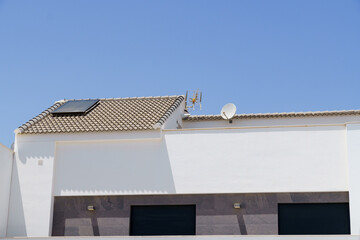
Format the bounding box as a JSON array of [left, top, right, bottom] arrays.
[[0, 0, 359, 147]]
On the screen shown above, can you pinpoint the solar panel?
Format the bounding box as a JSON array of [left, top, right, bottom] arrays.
[[52, 99, 99, 115]]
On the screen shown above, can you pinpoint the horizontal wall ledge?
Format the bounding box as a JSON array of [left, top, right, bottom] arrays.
[[1, 235, 358, 240]]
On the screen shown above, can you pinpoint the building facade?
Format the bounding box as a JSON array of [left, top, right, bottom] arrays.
[[2, 95, 360, 237], [0, 143, 13, 238]]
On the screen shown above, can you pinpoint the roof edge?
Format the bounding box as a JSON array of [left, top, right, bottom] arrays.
[[17, 95, 184, 134], [16, 102, 64, 134], [185, 109, 360, 121], [153, 95, 185, 129]]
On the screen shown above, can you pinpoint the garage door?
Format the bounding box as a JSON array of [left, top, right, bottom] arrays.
[[130, 205, 196, 236], [278, 203, 350, 235]]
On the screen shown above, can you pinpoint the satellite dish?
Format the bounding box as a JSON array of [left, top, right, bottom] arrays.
[[221, 103, 236, 121]]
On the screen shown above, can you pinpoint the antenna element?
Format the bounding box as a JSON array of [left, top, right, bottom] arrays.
[[185, 89, 202, 111]]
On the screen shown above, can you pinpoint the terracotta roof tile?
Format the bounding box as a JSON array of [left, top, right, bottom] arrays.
[[18, 95, 184, 134], [184, 109, 360, 121]]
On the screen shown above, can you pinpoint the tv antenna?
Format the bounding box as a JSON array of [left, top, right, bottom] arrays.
[[221, 103, 236, 123], [185, 89, 202, 111]]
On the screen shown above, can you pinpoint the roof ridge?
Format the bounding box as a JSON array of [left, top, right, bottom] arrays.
[[58, 95, 183, 102], [100, 95, 183, 101], [153, 96, 185, 129]]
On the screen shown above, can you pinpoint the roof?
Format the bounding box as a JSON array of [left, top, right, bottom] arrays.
[[17, 95, 184, 134], [185, 109, 360, 121]]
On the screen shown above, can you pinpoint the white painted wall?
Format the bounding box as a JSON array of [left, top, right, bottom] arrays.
[[165, 125, 348, 193], [7, 115, 360, 237], [0, 143, 13, 237], [163, 101, 186, 130], [54, 139, 176, 196], [346, 123, 360, 234], [7, 130, 162, 237], [52, 125, 349, 197], [7, 138, 56, 237]]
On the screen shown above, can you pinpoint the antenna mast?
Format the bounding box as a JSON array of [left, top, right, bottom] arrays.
[[185, 89, 202, 111]]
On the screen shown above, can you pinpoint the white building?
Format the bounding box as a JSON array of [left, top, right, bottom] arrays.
[[2, 95, 360, 239], [0, 142, 13, 238]]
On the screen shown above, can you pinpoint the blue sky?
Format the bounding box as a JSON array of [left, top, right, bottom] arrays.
[[0, 0, 359, 147]]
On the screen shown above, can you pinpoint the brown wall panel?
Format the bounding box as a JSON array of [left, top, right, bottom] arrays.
[[52, 192, 348, 236]]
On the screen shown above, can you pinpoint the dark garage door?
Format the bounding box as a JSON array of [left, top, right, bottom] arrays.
[[278, 203, 350, 235], [130, 205, 196, 236]]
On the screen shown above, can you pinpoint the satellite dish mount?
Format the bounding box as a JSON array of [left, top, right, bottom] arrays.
[[221, 103, 236, 123]]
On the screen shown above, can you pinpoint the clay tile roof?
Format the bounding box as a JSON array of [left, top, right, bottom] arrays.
[[17, 95, 184, 134], [184, 109, 360, 121]]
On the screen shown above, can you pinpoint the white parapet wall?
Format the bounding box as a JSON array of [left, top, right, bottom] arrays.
[[0, 143, 13, 237], [164, 125, 348, 193], [51, 125, 348, 197]]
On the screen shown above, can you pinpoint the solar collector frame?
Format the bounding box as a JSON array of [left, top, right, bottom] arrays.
[[52, 99, 100, 115]]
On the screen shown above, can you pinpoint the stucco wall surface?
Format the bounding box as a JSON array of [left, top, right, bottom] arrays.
[[6, 116, 357, 237], [162, 101, 185, 130], [54, 139, 175, 196], [0, 143, 12, 237], [346, 123, 360, 235], [165, 125, 348, 193], [7, 139, 55, 237], [7, 131, 162, 237], [52, 125, 348, 196]]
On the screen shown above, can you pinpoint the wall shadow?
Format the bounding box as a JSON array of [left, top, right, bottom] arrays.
[[6, 161, 27, 236], [54, 140, 176, 195]]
